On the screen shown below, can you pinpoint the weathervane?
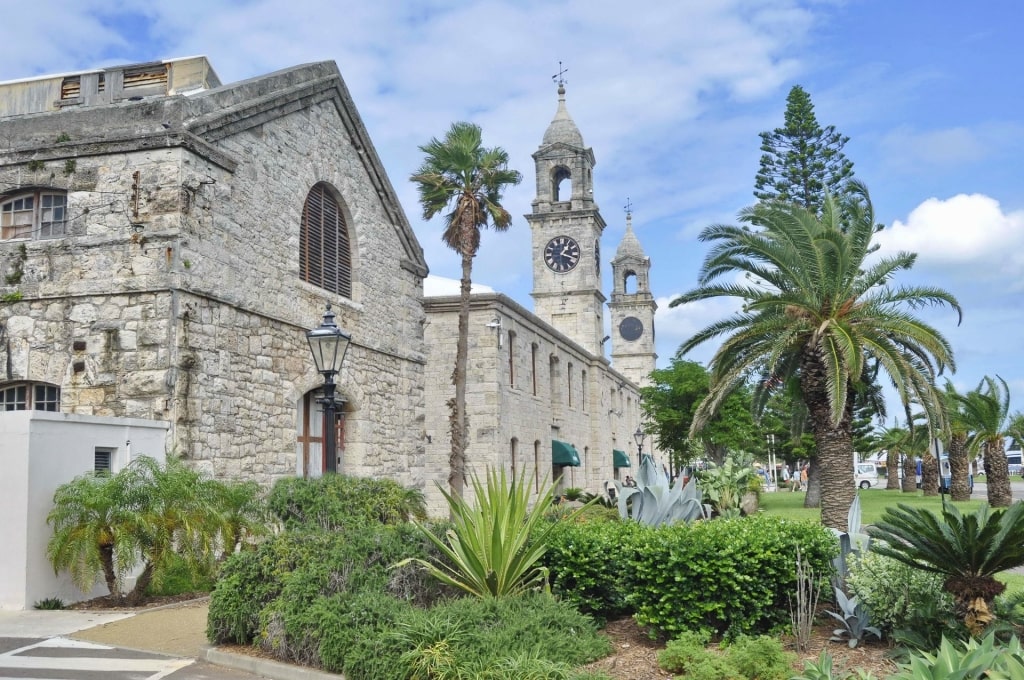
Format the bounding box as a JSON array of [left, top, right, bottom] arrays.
[[552, 61, 568, 87], [624, 197, 633, 219]]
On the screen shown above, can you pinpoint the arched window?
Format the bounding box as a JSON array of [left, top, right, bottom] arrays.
[[510, 437, 518, 478], [0, 381, 60, 411], [1, 190, 67, 240], [300, 183, 352, 298], [552, 166, 571, 202]]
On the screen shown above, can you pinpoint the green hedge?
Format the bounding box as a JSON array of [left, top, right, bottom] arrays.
[[628, 515, 836, 637], [266, 474, 427, 530], [544, 520, 642, 621]]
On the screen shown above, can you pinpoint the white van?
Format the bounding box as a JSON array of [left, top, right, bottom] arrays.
[[855, 462, 878, 489]]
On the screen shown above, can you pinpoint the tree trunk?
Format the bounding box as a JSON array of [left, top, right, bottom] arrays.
[[99, 542, 119, 599], [901, 454, 917, 493], [949, 432, 972, 501], [127, 562, 154, 606], [886, 448, 900, 490], [921, 452, 939, 496], [803, 458, 821, 508], [449, 251, 474, 502], [799, 348, 855, 531], [984, 437, 1013, 507]]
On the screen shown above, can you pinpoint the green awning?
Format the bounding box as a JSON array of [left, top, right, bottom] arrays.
[[552, 440, 581, 467], [613, 449, 631, 468]]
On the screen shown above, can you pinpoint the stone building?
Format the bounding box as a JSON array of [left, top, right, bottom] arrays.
[[0, 56, 658, 520], [0, 57, 429, 486], [423, 81, 657, 502]]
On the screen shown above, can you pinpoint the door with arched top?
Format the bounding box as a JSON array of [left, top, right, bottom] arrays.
[[296, 389, 346, 477]]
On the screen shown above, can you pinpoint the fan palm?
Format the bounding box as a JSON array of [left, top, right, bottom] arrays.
[[957, 375, 1014, 507], [671, 181, 961, 530], [868, 501, 1024, 635], [411, 122, 522, 500]]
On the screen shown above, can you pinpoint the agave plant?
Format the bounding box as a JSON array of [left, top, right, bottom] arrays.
[[396, 467, 580, 598], [827, 587, 881, 648], [868, 500, 1024, 635], [615, 456, 708, 527]]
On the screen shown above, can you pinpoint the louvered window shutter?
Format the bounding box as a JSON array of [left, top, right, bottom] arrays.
[[300, 183, 352, 298]]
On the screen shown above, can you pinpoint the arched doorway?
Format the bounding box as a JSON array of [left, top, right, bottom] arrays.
[[296, 388, 346, 478]]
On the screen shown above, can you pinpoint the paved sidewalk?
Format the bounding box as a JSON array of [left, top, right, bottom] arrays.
[[0, 604, 344, 680]]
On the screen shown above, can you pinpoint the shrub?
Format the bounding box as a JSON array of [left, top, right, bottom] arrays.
[[725, 635, 796, 680], [543, 519, 642, 621], [392, 593, 612, 677], [145, 552, 215, 596], [846, 551, 953, 634], [267, 474, 426, 530], [628, 515, 836, 637], [657, 630, 712, 673]]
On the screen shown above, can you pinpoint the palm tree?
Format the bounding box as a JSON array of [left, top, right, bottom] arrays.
[[943, 381, 974, 501], [874, 426, 909, 491], [411, 122, 522, 499], [671, 181, 961, 530], [958, 376, 1014, 507], [869, 501, 1024, 635]]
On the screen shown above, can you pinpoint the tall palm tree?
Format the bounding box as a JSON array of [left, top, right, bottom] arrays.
[[671, 181, 961, 530], [958, 376, 1014, 507], [943, 381, 974, 501], [411, 122, 522, 499]]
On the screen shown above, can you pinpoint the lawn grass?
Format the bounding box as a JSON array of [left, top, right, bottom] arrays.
[[759, 487, 987, 526]]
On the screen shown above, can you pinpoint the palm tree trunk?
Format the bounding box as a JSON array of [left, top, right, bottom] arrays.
[[901, 454, 917, 493], [127, 563, 154, 606], [886, 449, 900, 490], [100, 543, 119, 598], [984, 438, 1013, 507], [949, 433, 972, 501], [804, 458, 821, 508], [921, 452, 939, 496], [800, 349, 855, 531], [449, 251, 473, 502]]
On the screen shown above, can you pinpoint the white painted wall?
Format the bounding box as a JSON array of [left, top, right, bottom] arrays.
[[0, 411, 168, 610]]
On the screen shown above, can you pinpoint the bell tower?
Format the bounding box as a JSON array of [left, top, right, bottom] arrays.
[[609, 208, 657, 386], [527, 76, 606, 356]]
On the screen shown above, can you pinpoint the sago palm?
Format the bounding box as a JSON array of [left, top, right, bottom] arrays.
[[671, 181, 961, 530], [957, 376, 1014, 507], [411, 122, 522, 499], [868, 501, 1024, 635]]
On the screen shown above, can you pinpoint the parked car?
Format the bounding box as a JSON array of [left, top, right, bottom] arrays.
[[855, 462, 879, 489]]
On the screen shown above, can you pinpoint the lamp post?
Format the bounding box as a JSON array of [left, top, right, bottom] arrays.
[[634, 426, 646, 465], [306, 304, 351, 475]]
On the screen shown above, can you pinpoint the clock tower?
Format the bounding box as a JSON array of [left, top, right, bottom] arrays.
[[609, 210, 657, 386], [527, 80, 606, 356]]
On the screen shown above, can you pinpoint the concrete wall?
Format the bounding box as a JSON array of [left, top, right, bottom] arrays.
[[0, 411, 168, 610]]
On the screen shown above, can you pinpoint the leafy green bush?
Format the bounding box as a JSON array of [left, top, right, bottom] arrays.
[[267, 474, 426, 530], [629, 515, 836, 637], [145, 552, 215, 596], [393, 593, 611, 678], [889, 631, 1024, 679], [657, 630, 712, 673], [846, 551, 953, 634], [725, 635, 796, 680], [543, 520, 642, 621]]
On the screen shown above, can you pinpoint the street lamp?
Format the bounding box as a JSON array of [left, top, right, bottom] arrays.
[[634, 426, 646, 464], [306, 304, 351, 475]]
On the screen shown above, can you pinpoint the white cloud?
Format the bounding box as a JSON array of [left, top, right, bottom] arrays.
[[875, 194, 1024, 280], [653, 294, 743, 367]]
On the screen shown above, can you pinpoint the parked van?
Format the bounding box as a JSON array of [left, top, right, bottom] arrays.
[[855, 462, 878, 489]]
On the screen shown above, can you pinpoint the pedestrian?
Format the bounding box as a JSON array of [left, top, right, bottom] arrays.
[[781, 465, 791, 490], [800, 464, 808, 491]]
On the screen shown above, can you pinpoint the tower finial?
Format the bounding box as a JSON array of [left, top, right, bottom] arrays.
[[552, 61, 568, 95], [624, 197, 633, 223]]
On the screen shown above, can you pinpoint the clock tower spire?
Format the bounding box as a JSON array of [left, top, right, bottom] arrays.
[[527, 74, 606, 356], [609, 205, 657, 386]]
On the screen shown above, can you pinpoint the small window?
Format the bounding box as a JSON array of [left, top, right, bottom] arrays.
[[94, 449, 113, 475], [0, 381, 60, 411], [1, 191, 67, 240]]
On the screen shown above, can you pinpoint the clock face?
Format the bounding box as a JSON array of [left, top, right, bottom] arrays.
[[619, 316, 644, 341], [544, 235, 581, 273]]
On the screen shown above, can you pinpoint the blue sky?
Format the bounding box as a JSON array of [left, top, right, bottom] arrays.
[[3, 0, 1022, 418]]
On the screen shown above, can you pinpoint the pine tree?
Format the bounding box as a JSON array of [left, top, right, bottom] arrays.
[[754, 85, 855, 214]]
